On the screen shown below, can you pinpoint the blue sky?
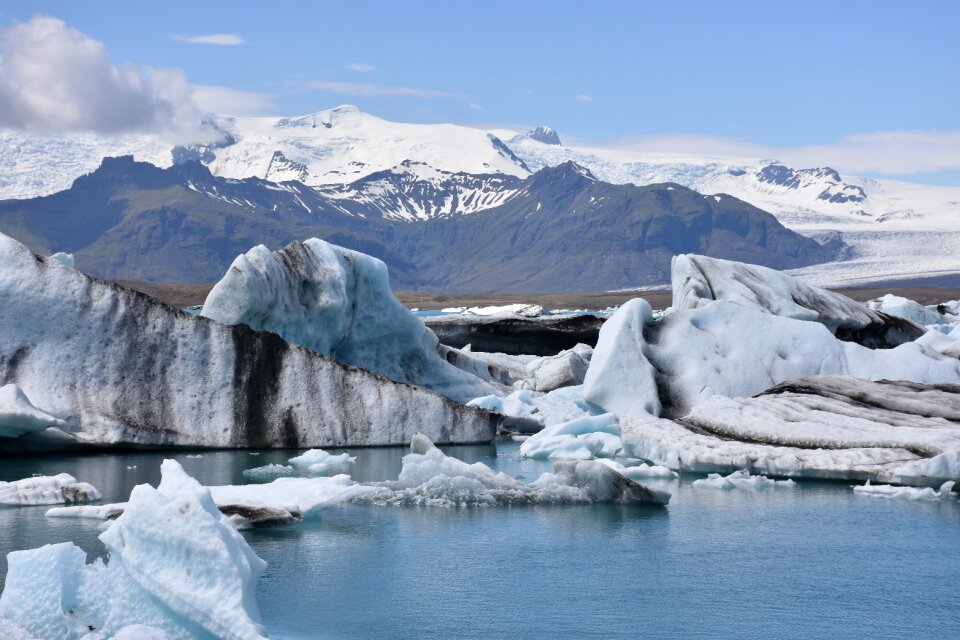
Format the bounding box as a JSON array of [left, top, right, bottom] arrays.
[[2, 1, 959, 183]]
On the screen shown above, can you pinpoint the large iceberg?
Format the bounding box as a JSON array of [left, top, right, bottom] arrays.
[[619, 377, 960, 486], [585, 298, 960, 418], [0, 462, 268, 639], [671, 254, 924, 348], [201, 238, 494, 403], [0, 232, 498, 450]]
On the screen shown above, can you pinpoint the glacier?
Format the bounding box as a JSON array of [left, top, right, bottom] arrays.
[[0, 462, 268, 639], [0, 231, 498, 450]]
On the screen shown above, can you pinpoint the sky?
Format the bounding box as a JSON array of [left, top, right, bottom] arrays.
[[1, 0, 959, 184]]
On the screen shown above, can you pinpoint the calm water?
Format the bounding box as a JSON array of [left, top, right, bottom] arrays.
[[2, 446, 959, 640]]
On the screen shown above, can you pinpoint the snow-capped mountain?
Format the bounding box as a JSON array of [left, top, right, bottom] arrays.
[[2, 104, 960, 287]]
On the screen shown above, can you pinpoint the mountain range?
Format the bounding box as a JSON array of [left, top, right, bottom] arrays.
[[0, 156, 835, 291], [1, 104, 959, 288]]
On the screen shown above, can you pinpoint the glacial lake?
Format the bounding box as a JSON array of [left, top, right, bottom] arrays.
[[2, 445, 959, 640]]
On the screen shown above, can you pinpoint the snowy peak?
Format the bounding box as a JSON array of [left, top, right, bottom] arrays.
[[755, 163, 866, 205], [526, 126, 562, 146]]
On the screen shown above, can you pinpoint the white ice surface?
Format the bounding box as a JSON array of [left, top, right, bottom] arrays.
[[288, 448, 356, 477], [867, 294, 958, 327], [469, 385, 593, 431], [0, 473, 100, 506], [519, 414, 621, 460], [356, 434, 669, 506], [0, 383, 66, 438], [692, 469, 796, 490], [853, 480, 956, 502], [201, 237, 494, 403], [241, 464, 297, 481], [582, 298, 661, 418], [0, 460, 268, 639]]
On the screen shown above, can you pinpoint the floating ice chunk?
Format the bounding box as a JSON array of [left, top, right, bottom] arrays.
[[692, 469, 796, 490], [521, 343, 592, 392], [46, 503, 128, 520], [288, 448, 356, 476], [594, 458, 678, 480], [853, 480, 956, 501], [49, 252, 75, 268], [0, 383, 66, 438], [582, 298, 661, 418], [1, 460, 269, 639], [201, 238, 494, 403], [242, 463, 298, 481], [469, 385, 593, 433], [534, 460, 671, 505], [209, 475, 374, 520], [519, 414, 621, 460], [0, 473, 100, 506], [358, 434, 669, 506]]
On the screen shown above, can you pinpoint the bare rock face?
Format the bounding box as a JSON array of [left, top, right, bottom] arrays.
[[425, 313, 605, 356], [0, 233, 498, 450]]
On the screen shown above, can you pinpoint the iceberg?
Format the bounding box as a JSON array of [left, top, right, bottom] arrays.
[[200, 238, 495, 403], [586, 296, 960, 418], [671, 254, 924, 348], [0, 473, 100, 506], [356, 434, 669, 506], [852, 479, 956, 501], [519, 413, 621, 460], [49, 252, 75, 268], [692, 469, 796, 490], [469, 385, 593, 433], [867, 294, 958, 327], [0, 461, 268, 639], [0, 383, 66, 439], [241, 463, 298, 481], [50, 459, 373, 529], [0, 232, 498, 450], [288, 448, 356, 477]]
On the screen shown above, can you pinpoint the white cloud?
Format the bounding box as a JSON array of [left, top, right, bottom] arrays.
[[346, 63, 375, 73], [575, 94, 592, 103], [191, 85, 274, 116], [585, 130, 960, 177], [0, 16, 251, 143], [468, 102, 482, 110], [306, 80, 465, 99], [172, 33, 244, 46]]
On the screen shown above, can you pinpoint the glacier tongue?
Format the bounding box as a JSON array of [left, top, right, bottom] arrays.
[[200, 238, 496, 403], [0, 231, 498, 450]]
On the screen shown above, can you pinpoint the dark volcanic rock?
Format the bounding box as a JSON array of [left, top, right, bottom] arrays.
[[425, 313, 606, 356]]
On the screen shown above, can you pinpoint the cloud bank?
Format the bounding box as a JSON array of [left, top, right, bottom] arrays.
[[0, 17, 266, 142], [586, 131, 960, 177]]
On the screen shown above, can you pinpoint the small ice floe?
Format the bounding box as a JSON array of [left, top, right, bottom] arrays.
[[853, 480, 956, 502], [50, 460, 373, 530], [185, 454, 204, 459], [243, 447, 355, 480], [126, 465, 137, 470], [1, 461, 268, 638], [355, 433, 670, 507], [692, 469, 796, 490], [594, 458, 678, 480], [0, 473, 101, 506]]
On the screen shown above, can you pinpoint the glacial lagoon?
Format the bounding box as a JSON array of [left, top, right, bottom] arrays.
[[2, 444, 958, 640]]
